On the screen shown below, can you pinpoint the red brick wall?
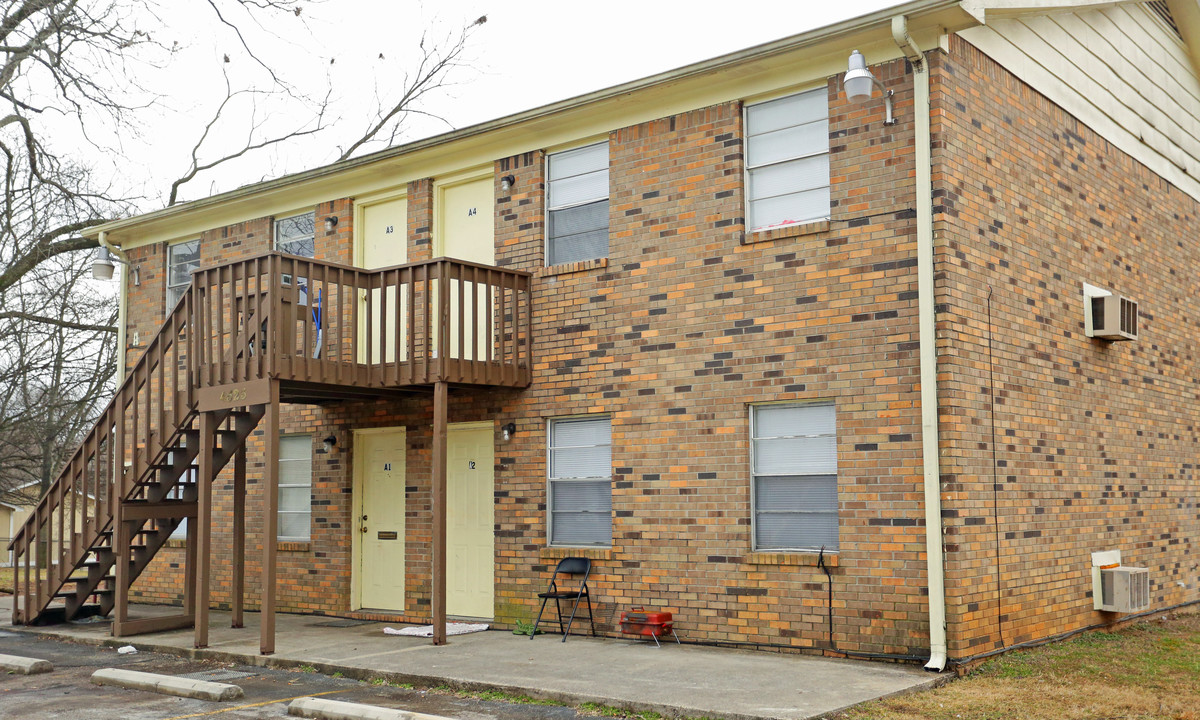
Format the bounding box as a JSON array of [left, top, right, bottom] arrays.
[[932, 35, 1200, 659], [125, 59, 941, 657]]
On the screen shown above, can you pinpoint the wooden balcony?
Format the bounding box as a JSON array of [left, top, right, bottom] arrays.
[[191, 253, 533, 409]]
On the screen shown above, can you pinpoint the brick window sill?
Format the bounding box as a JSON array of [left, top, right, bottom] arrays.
[[743, 219, 830, 245], [747, 551, 838, 568], [540, 546, 612, 562], [536, 257, 608, 278]]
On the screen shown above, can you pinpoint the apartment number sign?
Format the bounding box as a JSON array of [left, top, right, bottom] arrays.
[[218, 387, 247, 403]]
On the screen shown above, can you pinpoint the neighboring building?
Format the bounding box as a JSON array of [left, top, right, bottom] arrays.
[[9, 0, 1200, 669]]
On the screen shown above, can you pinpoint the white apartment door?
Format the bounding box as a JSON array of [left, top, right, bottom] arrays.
[[436, 175, 494, 361], [356, 428, 406, 610], [359, 197, 408, 363], [446, 422, 495, 619]]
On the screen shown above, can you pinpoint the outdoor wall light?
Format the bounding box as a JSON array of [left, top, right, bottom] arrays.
[[323, 215, 338, 232], [500, 174, 516, 192], [322, 434, 338, 453], [501, 422, 517, 442], [91, 246, 140, 285], [843, 50, 895, 125]]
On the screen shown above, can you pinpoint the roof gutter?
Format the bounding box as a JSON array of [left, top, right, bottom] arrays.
[[892, 14, 948, 673]]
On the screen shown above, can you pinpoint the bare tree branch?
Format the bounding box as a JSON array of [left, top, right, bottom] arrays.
[[338, 15, 485, 161], [0, 311, 116, 334]]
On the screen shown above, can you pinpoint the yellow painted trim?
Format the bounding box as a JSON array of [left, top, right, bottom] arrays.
[[433, 166, 492, 258], [352, 188, 407, 268], [449, 420, 495, 431], [350, 425, 407, 613], [90, 3, 969, 251]]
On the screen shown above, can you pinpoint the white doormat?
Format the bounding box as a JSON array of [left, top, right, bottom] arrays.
[[383, 623, 489, 637]]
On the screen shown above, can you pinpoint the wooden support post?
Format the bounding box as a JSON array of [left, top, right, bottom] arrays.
[[432, 380, 448, 646], [112, 511, 129, 638], [232, 441, 247, 629], [261, 384, 280, 655], [194, 411, 214, 648]]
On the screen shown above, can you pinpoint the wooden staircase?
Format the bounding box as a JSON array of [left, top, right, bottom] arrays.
[[6, 271, 268, 631], [8, 252, 533, 640]]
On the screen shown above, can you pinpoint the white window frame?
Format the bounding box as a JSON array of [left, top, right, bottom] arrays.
[[545, 141, 610, 266], [750, 401, 838, 552], [547, 414, 612, 547], [744, 87, 831, 232], [278, 434, 313, 542], [166, 239, 200, 312], [274, 211, 316, 258]]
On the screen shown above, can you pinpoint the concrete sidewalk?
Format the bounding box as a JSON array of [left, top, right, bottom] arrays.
[[0, 603, 942, 720]]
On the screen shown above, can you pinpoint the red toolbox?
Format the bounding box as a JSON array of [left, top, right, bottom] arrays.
[[619, 607, 679, 647]]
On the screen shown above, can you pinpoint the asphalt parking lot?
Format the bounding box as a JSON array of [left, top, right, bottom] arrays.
[[0, 630, 584, 720]]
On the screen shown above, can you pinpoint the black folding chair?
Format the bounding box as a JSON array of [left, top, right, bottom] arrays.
[[531, 556, 596, 642]]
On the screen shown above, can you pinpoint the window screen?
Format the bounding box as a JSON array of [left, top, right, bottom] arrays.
[[278, 435, 312, 541], [547, 143, 609, 266], [746, 89, 830, 231], [275, 212, 316, 258], [548, 416, 612, 546], [751, 403, 838, 551], [166, 239, 200, 311]]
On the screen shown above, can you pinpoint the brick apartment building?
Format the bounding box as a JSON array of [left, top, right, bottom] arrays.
[[10, 0, 1200, 670]]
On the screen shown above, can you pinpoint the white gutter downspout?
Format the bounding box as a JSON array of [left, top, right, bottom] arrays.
[[892, 15, 948, 673], [99, 231, 130, 382]]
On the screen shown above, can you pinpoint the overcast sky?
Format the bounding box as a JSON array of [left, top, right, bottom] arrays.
[[113, 0, 903, 203]]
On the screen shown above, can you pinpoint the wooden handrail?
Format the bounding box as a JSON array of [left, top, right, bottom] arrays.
[[193, 253, 532, 391]]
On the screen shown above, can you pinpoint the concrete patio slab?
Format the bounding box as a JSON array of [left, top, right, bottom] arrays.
[[1, 603, 943, 720]]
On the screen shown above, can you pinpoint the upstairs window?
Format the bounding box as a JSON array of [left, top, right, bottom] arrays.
[[751, 403, 838, 551], [275, 212, 315, 258], [548, 415, 612, 546], [745, 88, 830, 232], [166, 239, 200, 311], [546, 142, 609, 265]]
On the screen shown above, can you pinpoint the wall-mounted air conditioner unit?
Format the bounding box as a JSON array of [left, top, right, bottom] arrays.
[[1091, 550, 1150, 613], [1083, 283, 1138, 341]]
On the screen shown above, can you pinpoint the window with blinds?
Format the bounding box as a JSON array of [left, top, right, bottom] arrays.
[[278, 435, 313, 541], [751, 403, 838, 551], [745, 88, 830, 232], [546, 142, 609, 266], [166, 239, 200, 312], [275, 212, 316, 258], [548, 415, 612, 546]]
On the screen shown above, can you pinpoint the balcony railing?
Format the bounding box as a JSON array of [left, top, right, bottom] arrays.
[[192, 253, 533, 399]]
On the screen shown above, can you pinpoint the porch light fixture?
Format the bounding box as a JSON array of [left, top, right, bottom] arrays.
[[322, 434, 338, 453], [501, 422, 516, 442], [91, 246, 140, 285], [323, 215, 338, 232], [500, 174, 516, 192], [843, 50, 895, 125]]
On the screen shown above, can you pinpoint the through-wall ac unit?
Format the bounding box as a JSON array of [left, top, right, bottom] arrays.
[[1095, 566, 1150, 613], [1087, 293, 1138, 341]]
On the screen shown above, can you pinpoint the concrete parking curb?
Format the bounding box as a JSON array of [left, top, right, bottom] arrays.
[[0, 653, 53, 675], [288, 697, 454, 720], [90, 668, 245, 701]]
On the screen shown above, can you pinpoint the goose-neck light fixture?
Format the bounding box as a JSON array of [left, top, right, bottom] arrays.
[[843, 50, 895, 126]]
